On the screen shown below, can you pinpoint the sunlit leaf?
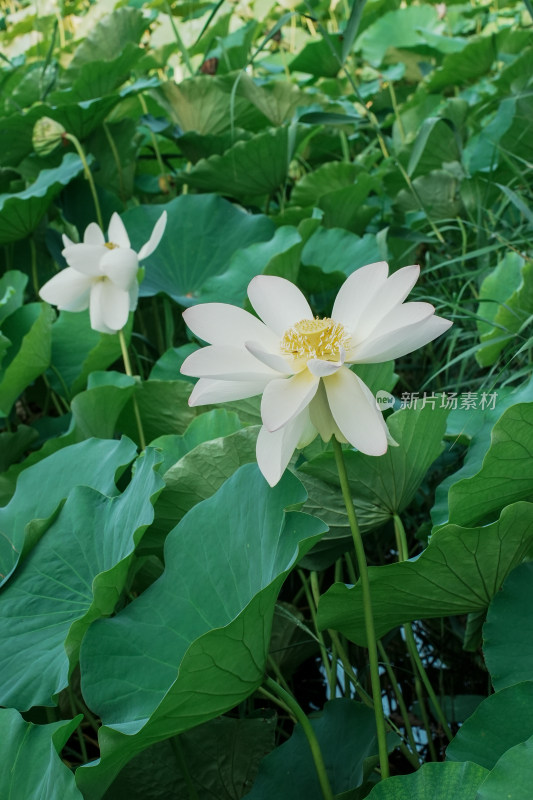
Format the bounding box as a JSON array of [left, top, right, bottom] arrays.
[[0, 449, 162, 710]]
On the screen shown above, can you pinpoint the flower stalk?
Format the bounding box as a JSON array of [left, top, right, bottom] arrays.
[[63, 133, 103, 230], [332, 437, 390, 779], [263, 676, 335, 800], [393, 514, 453, 743], [118, 328, 146, 451]]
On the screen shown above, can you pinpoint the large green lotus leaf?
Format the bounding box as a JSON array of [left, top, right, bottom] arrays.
[[395, 168, 462, 219], [0, 436, 137, 587], [104, 715, 276, 800], [33, 95, 120, 141], [463, 97, 515, 175], [150, 409, 242, 474], [0, 270, 27, 326], [317, 501, 533, 646], [476, 255, 533, 367], [245, 699, 381, 799], [302, 404, 448, 533], [446, 403, 533, 528], [198, 226, 302, 306], [498, 94, 533, 166], [406, 118, 461, 179], [0, 153, 86, 244], [301, 227, 382, 277], [64, 7, 147, 83], [0, 449, 162, 710], [426, 36, 498, 92], [0, 302, 54, 417], [70, 371, 136, 440], [181, 126, 306, 200], [483, 562, 533, 691], [318, 186, 378, 235], [446, 682, 533, 769], [51, 43, 143, 103], [355, 5, 440, 66], [289, 34, 343, 77], [0, 710, 83, 800], [117, 379, 196, 445], [366, 762, 487, 800], [77, 466, 326, 798], [475, 736, 533, 800], [121, 194, 274, 304], [238, 74, 315, 126], [0, 425, 37, 472], [0, 105, 45, 167], [48, 311, 125, 397], [432, 377, 533, 526], [291, 162, 360, 208], [148, 344, 200, 382], [150, 426, 258, 543], [159, 76, 262, 136]]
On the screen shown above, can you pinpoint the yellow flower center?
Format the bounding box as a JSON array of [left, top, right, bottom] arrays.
[[280, 317, 350, 362], [105, 242, 118, 250]]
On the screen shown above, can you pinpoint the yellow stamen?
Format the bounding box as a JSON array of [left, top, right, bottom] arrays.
[[105, 242, 118, 250], [280, 317, 350, 362]]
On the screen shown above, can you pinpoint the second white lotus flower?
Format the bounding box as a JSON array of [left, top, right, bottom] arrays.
[[181, 262, 452, 486], [40, 211, 167, 334]]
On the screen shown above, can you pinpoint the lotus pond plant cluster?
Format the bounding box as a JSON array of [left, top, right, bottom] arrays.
[[0, 0, 532, 798]]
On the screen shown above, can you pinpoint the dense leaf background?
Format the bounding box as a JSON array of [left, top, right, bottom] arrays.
[[1, 0, 532, 797]]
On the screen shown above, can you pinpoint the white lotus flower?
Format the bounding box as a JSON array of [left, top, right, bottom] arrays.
[[40, 211, 167, 334], [181, 263, 452, 486]]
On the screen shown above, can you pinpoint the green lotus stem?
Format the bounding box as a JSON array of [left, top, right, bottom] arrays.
[[332, 437, 390, 779], [298, 569, 335, 695], [387, 80, 405, 144], [377, 640, 419, 762], [103, 122, 126, 203], [64, 133, 103, 230], [118, 328, 146, 451], [393, 515, 454, 742], [264, 677, 335, 800]]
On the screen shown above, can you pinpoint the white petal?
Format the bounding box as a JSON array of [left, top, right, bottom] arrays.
[[357, 375, 398, 447], [248, 275, 313, 336], [256, 409, 311, 487], [309, 381, 347, 443], [351, 264, 421, 341], [245, 340, 295, 375], [323, 367, 388, 455], [83, 222, 105, 245], [307, 353, 345, 377], [100, 247, 139, 290], [181, 345, 280, 380], [89, 280, 130, 333], [138, 210, 167, 260], [62, 233, 75, 248], [62, 244, 107, 276], [188, 376, 273, 406], [129, 281, 139, 312], [350, 310, 452, 363], [261, 370, 319, 433], [183, 303, 279, 349], [331, 261, 389, 330], [107, 213, 130, 249], [40, 268, 93, 311]]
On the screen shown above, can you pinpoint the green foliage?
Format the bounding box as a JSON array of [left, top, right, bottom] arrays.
[[1, 0, 533, 796], [76, 465, 325, 796], [0, 710, 84, 800]]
